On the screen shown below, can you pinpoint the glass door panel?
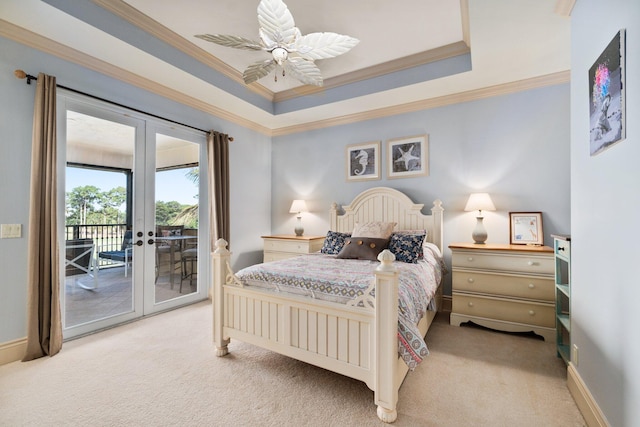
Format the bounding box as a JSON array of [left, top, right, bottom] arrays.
[[62, 106, 143, 338], [145, 126, 208, 313]]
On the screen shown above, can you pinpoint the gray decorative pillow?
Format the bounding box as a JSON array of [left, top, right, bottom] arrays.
[[320, 231, 351, 254], [336, 237, 389, 261]]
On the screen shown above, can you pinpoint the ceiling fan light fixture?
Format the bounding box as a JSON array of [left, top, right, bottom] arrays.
[[271, 47, 289, 65], [195, 0, 358, 87]]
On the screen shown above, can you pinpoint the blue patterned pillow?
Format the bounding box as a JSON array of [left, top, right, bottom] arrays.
[[320, 231, 352, 254], [388, 232, 426, 263]]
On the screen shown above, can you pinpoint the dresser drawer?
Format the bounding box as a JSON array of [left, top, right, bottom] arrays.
[[452, 251, 553, 275], [264, 239, 313, 254], [452, 293, 555, 328], [452, 271, 554, 301]]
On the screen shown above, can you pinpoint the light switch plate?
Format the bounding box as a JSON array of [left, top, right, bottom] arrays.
[[0, 224, 22, 239]]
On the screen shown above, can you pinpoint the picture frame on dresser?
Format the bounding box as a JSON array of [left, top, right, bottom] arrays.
[[509, 212, 543, 245], [386, 134, 429, 179], [345, 141, 381, 182]]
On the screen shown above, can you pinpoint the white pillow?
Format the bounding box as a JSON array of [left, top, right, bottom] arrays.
[[352, 222, 396, 239]]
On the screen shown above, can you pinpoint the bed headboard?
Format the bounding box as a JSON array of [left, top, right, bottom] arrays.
[[330, 187, 444, 252]]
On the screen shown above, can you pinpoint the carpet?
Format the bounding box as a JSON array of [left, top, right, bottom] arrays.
[[0, 301, 585, 426]]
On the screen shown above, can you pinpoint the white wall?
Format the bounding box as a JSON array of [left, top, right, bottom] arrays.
[[571, 1, 640, 425], [271, 83, 571, 295], [0, 36, 271, 344]]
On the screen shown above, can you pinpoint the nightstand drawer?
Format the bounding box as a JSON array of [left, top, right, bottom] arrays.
[[452, 293, 555, 328], [452, 251, 554, 275], [452, 271, 554, 301], [263, 252, 297, 262], [264, 239, 314, 254]]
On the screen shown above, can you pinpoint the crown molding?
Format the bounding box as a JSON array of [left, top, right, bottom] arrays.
[[91, 0, 275, 101], [92, 0, 471, 105], [460, 0, 471, 47], [271, 70, 570, 136], [0, 19, 271, 136], [554, 0, 576, 16], [273, 41, 471, 103], [1, 18, 569, 139]]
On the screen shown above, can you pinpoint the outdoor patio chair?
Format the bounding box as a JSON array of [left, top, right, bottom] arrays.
[[156, 225, 184, 288], [180, 247, 197, 293], [98, 230, 133, 276], [65, 238, 99, 290]]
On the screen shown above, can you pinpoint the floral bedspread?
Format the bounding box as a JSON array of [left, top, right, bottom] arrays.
[[234, 248, 444, 370]]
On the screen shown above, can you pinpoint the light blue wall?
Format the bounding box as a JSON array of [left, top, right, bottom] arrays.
[[271, 84, 571, 295], [571, 1, 640, 425], [0, 36, 271, 344]]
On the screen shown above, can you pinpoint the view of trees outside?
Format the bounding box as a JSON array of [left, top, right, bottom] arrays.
[[65, 167, 199, 228]]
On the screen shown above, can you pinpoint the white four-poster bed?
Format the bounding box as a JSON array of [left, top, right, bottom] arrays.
[[212, 187, 444, 423]]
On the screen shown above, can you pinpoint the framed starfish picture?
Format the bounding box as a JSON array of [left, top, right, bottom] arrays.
[[386, 135, 429, 179]]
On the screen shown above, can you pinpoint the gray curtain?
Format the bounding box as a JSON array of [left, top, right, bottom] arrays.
[[23, 73, 62, 361], [207, 131, 230, 251]]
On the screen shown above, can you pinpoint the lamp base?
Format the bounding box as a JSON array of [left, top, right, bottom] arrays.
[[294, 216, 304, 237], [471, 216, 488, 244]]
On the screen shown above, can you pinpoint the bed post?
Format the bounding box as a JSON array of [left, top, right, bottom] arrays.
[[430, 199, 444, 253], [374, 249, 399, 423], [212, 238, 230, 356]]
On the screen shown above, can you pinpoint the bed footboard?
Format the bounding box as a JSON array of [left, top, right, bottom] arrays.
[[212, 239, 402, 423]]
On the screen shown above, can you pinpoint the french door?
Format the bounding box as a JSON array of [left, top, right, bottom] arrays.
[[59, 93, 209, 339]]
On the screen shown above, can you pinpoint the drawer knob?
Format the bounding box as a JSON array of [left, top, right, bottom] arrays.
[[527, 261, 534, 266], [468, 302, 474, 307], [467, 278, 474, 283], [528, 283, 535, 289], [467, 257, 474, 262], [529, 310, 535, 316]]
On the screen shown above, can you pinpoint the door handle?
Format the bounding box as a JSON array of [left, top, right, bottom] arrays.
[[136, 240, 144, 246], [147, 239, 155, 245]]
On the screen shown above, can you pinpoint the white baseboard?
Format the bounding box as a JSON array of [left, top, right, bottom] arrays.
[[0, 337, 26, 366], [567, 362, 610, 427]]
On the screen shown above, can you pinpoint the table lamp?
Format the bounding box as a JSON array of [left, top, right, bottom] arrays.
[[464, 193, 495, 244], [289, 199, 308, 236]]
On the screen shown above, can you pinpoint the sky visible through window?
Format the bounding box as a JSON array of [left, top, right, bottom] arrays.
[[66, 167, 198, 206]]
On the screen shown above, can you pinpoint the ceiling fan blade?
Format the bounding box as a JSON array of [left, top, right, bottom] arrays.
[[243, 59, 277, 84], [195, 34, 263, 51], [257, 0, 297, 44], [284, 57, 323, 87], [296, 32, 360, 60]]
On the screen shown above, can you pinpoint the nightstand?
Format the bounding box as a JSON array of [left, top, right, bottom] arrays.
[[449, 243, 555, 341], [262, 235, 326, 262]]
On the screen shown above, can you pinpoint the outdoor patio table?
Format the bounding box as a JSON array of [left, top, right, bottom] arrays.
[[155, 235, 197, 288]]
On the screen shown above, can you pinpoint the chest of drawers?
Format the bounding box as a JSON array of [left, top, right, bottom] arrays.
[[262, 235, 326, 262], [449, 243, 555, 341]]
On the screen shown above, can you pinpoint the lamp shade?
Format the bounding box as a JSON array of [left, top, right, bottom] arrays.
[[464, 193, 496, 213], [289, 199, 308, 214]]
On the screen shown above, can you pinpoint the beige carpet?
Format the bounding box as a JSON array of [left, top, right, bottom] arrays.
[[0, 301, 585, 426]]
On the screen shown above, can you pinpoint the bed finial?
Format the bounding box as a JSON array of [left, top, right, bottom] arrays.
[[214, 238, 229, 254], [376, 249, 396, 272]]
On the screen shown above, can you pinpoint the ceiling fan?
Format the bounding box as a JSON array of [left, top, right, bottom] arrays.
[[195, 0, 359, 87]]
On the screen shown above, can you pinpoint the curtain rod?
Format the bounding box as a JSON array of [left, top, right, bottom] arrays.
[[14, 69, 234, 141]]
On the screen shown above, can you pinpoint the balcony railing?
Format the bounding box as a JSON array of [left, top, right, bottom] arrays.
[[65, 224, 128, 268]]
